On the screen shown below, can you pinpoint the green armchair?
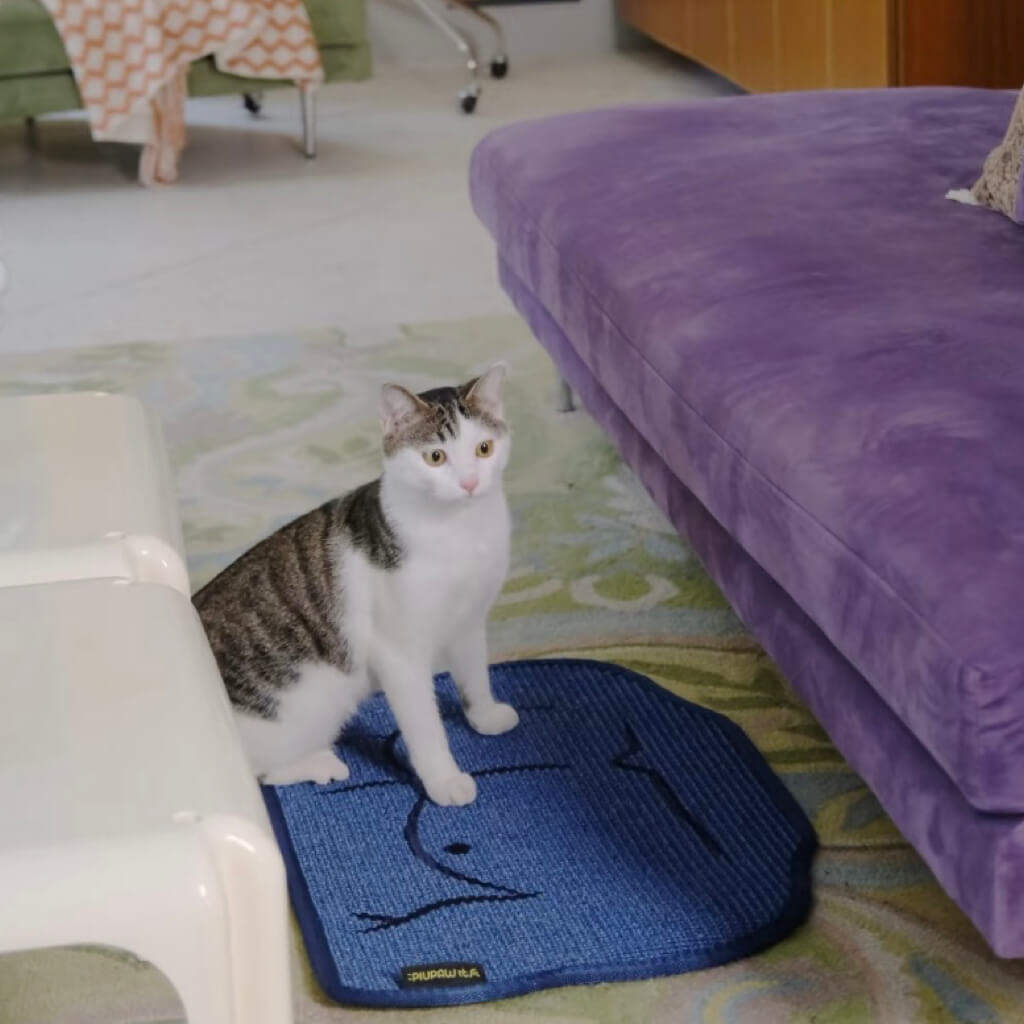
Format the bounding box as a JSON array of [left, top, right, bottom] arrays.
[[0, 0, 370, 156]]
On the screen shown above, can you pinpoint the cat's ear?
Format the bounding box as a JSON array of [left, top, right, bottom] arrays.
[[379, 384, 425, 433], [462, 363, 506, 420]]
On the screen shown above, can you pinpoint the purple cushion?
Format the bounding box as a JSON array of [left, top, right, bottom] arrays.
[[470, 87, 1024, 813], [501, 259, 1024, 957]]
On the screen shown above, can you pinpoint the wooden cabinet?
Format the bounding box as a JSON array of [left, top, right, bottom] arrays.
[[619, 0, 1024, 92]]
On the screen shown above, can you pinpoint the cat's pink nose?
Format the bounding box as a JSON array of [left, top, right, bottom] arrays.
[[460, 477, 479, 494]]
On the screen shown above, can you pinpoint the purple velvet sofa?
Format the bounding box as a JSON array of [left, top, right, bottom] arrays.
[[469, 87, 1024, 958]]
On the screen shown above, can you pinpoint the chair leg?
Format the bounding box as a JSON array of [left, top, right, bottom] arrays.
[[24, 116, 37, 147], [299, 86, 317, 159], [408, 0, 482, 112], [445, 0, 508, 78]]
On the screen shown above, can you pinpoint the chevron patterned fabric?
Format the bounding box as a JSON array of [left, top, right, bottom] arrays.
[[40, 0, 324, 183]]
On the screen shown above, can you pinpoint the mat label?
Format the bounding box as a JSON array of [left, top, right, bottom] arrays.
[[399, 962, 487, 988]]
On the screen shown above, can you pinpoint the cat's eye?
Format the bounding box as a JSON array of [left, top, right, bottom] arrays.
[[423, 449, 446, 466], [476, 440, 494, 459]]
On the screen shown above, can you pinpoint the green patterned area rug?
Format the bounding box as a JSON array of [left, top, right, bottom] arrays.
[[2, 316, 1023, 1024]]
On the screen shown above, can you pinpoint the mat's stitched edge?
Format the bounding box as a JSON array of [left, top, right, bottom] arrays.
[[265, 658, 818, 1008]]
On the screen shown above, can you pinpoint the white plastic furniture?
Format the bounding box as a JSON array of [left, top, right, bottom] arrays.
[[0, 391, 292, 1024], [0, 578, 292, 1024], [0, 393, 189, 595]]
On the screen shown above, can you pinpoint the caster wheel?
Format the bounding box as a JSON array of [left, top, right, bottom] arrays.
[[459, 91, 478, 114], [490, 56, 509, 79], [243, 93, 262, 116]]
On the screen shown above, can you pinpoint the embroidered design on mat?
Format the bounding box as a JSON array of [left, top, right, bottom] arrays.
[[319, 714, 569, 935]]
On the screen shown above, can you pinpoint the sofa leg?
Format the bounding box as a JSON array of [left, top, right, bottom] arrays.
[[556, 377, 575, 413], [300, 86, 317, 159]]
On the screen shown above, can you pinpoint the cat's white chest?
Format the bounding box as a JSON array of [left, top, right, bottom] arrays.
[[381, 495, 509, 641], [420, 503, 506, 597], [422, 525, 506, 618]]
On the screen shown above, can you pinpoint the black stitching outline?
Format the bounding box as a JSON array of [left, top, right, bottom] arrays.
[[312, 714, 576, 934], [474, 763, 570, 779], [612, 723, 724, 858], [354, 892, 535, 933], [316, 779, 407, 797], [350, 763, 570, 932]]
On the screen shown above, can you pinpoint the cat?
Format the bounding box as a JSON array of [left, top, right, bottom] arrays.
[[193, 365, 518, 807]]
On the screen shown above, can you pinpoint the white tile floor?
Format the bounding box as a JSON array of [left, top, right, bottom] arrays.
[[0, 50, 731, 355]]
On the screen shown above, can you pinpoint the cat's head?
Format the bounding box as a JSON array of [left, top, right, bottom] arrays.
[[378, 365, 510, 504]]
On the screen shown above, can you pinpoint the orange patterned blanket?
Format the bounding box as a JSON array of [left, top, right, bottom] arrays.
[[40, 0, 324, 184]]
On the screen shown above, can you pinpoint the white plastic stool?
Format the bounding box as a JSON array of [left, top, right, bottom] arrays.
[[0, 393, 190, 595], [0, 578, 292, 1024]]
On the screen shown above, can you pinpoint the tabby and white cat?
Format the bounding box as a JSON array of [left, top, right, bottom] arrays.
[[193, 366, 517, 807]]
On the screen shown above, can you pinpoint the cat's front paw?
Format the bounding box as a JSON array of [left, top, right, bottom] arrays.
[[425, 771, 478, 807], [467, 701, 520, 736], [262, 749, 350, 787]]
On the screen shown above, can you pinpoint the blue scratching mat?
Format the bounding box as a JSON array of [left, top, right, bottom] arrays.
[[263, 659, 816, 1007]]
